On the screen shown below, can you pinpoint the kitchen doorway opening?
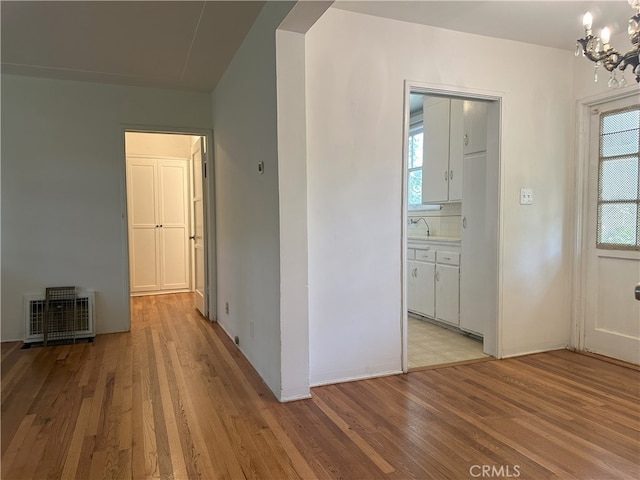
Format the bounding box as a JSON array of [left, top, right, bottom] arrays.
[[123, 129, 214, 325], [402, 83, 501, 371]]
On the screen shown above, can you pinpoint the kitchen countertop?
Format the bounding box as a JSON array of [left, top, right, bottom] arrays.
[[408, 235, 461, 244]]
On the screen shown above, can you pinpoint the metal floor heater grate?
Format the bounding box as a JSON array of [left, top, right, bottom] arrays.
[[44, 286, 77, 346]]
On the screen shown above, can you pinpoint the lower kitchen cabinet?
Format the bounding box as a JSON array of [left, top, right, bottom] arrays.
[[435, 263, 460, 326], [408, 243, 460, 325], [408, 258, 435, 318]]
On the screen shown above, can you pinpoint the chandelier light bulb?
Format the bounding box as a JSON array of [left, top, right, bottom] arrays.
[[583, 12, 593, 30], [600, 27, 611, 46]]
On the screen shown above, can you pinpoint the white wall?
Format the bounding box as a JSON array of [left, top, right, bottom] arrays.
[[1, 75, 212, 341], [304, 8, 575, 384], [125, 132, 193, 158], [211, 1, 295, 400]]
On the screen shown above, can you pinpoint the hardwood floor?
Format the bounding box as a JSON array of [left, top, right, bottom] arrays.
[[2, 293, 639, 479]]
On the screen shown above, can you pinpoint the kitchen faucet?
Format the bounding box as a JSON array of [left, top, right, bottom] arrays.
[[410, 217, 430, 236]]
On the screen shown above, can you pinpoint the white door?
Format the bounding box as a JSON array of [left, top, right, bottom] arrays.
[[191, 137, 208, 316], [583, 96, 640, 365], [127, 159, 161, 292], [127, 157, 190, 294], [460, 152, 488, 336], [158, 160, 190, 291]]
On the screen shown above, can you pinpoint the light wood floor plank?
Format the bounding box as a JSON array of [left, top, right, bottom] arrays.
[[2, 293, 638, 479]]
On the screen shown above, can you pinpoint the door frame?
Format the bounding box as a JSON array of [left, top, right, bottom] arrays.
[[572, 88, 639, 353], [401, 80, 503, 372], [120, 125, 216, 328]]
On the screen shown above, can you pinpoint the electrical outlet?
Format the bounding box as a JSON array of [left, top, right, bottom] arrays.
[[225, 302, 229, 315], [520, 188, 533, 205]]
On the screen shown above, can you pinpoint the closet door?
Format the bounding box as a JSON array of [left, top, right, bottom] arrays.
[[127, 159, 161, 293], [158, 160, 190, 290]]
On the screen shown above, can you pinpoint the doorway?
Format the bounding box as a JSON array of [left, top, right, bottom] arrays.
[[579, 94, 639, 365], [402, 83, 501, 371], [123, 130, 212, 320]]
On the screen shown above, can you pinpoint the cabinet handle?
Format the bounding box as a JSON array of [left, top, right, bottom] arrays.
[[462, 217, 467, 229], [450, 170, 453, 180], [435, 271, 440, 281], [444, 170, 448, 181], [414, 268, 418, 277], [464, 134, 469, 146]]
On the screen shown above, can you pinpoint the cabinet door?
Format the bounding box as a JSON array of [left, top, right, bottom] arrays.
[[436, 264, 459, 326], [422, 97, 450, 203], [463, 101, 488, 155], [414, 261, 435, 317], [158, 160, 190, 290], [127, 159, 161, 292], [407, 260, 417, 312], [448, 99, 464, 201], [460, 153, 489, 336]]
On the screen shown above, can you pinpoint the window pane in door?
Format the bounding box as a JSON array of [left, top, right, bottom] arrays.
[[599, 157, 639, 201], [597, 203, 638, 247]]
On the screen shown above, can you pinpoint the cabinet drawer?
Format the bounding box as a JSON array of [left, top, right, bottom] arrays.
[[437, 251, 460, 266], [415, 249, 435, 262], [407, 248, 415, 260]]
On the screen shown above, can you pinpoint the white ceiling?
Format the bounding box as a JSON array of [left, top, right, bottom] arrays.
[[333, 1, 633, 51], [1, 1, 634, 92], [1, 1, 265, 92]]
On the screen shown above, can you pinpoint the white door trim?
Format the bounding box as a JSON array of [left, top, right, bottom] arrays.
[[120, 125, 216, 331], [572, 88, 638, 353], [401, 80, 504, 372]]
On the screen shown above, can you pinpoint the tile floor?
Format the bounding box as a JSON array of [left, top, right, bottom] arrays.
[[408, 315, 487, 369]]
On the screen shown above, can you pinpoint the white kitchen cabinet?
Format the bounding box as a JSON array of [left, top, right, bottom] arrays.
[[127, 157, 190, 294], [422, 97, 464, 203], [422, 97, 450, 203], [463, 101, 488, 155], [460, 152, 490, 336], [435, 252, 460, 326], [407, 248, 435, 318]]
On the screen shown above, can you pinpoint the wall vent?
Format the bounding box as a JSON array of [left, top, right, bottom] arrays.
[[23, 290, 95, 343]]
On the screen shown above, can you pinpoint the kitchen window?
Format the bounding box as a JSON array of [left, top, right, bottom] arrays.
[[596, 105, 640, 251], [407, 124, 423, 207]]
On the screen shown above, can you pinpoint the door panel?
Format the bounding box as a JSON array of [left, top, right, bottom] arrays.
[[130, 228, 159, 290], [161, 226, 189, 288], [127, 159, 160, 292]]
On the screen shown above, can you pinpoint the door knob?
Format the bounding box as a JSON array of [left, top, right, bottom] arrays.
[[189, 235, 195, 240], [635, 284, 640, 301]]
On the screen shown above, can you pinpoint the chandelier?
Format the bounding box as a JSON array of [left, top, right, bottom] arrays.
[[576, 0, 640, 87]]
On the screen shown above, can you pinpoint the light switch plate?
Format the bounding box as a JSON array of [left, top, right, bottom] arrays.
[[520, 188, 533, 205]]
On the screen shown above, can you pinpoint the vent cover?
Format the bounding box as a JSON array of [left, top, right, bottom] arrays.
[[24, 290, 95, 343]]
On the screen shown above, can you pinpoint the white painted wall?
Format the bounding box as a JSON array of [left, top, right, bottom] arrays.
[[304, 8, 575, 384], [125, 132, 192, 158], [1, 75, 212, 341], [211, 1, 295, 400]]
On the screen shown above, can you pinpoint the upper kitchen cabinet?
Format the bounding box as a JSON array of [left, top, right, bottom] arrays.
[[422, 97, 463, 203], [463, 101, 488, 155]]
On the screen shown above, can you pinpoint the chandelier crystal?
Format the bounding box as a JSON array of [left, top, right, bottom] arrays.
[[576, 0, 640, 87]]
